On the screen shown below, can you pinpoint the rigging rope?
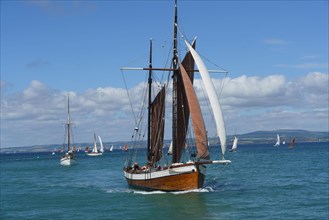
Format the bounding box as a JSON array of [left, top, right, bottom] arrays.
[[120, 69, 137, 126]]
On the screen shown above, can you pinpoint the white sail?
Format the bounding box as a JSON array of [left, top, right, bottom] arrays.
[[110, 145, 113, 152], [167, 141, 173, 155], [185, 40, 227, 156], [98, 136, 104, 153], [274, 134, 280, 146], [92, 133, 98, 153], [232, 136, 238, 150]]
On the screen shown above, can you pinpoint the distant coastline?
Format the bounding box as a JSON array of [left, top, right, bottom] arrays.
[[1, 129, 328, 154]]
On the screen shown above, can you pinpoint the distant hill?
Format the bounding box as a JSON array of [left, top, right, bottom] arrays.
[[1, 129, 328, 154], [226, 129, 329, 145]]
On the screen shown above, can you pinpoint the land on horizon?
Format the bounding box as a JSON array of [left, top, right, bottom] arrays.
[[1, 129, 328, 154]]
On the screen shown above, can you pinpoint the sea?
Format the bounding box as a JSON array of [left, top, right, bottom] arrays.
[[1, 142, 328, 220]]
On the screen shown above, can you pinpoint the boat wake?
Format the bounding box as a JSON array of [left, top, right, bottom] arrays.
[[131, 186, 214, 195]]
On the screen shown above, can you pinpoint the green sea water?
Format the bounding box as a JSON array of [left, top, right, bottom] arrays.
[[1, 142, 328, 219]]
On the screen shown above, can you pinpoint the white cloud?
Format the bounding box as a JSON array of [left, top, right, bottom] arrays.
[[299, 72, 328, 92], [1, 72, 328, 148]]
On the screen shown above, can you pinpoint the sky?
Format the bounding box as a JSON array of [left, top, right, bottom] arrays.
[[1, 0, 328, 148]]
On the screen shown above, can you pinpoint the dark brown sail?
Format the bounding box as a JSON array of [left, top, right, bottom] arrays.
[[172, 41, 196, 163], [289, 137, 295, 149], [148, 86, 166, 165]]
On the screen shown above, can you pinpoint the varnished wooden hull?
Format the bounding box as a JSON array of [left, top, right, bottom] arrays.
[[124, 164, 206, 191]]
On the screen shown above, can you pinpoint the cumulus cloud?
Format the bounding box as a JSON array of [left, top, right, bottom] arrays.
[[1, 72, 328, 148]]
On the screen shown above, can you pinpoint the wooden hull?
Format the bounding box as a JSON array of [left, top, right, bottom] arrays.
[[124, 164, 206, 191]]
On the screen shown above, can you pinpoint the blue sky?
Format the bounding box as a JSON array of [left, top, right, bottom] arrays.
[[1, 0, 328, 148]]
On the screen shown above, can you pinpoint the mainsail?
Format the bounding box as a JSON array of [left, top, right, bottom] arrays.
[[289, 137, 295, 148], [92, 132, 98, 153], [185, 40, 227, 156], [148, 86, 166, 166], [98, 136, 104, 153], [173, 41, 196, 162], [274, 134, 280, 147], [231, 136, 238, 151]]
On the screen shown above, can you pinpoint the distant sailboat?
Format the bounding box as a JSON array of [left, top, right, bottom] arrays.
[[229, 136, 238, 152], [122, 144, 128, 152], [110, 145, 114, 152], [167, 141, 173, 155], [289, 137, 295, 149], [86, 132, 104, 156], [274, 134, 280, 147], [60, 94, 77, 166]]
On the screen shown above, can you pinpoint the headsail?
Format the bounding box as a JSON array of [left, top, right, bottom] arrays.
[[179, 61, 209, 159], [185, 40, 227, 156]]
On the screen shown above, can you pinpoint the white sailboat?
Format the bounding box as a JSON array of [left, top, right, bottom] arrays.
[[274, 134, 280, 147], [229, 136, 238, 152], [60, 94, 77, 166], [167, 141, 173, 155], [86, 132, 104, 156], [110, 145, 114, 152]]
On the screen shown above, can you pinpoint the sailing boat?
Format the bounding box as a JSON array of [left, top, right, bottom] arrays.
[[86, 132, 104, 156], [274, 134, 280, 147], [110, 145, 114, 152], [122, 0, 230, 191], [229, 136, 238, 152], [60, 94, 77, 166], [122, 144, 128, 152], [289, 137, 295, 149]]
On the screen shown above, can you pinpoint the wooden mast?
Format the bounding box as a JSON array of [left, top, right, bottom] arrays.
[[67, 94, 70, 152], [172, 0, 179, 163], [147, 39, 153, 161]]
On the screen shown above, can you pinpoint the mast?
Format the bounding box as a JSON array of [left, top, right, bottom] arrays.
[[172, 0, 179, 163], [147, 39, 153, 159], [67, 94, 70, 152]]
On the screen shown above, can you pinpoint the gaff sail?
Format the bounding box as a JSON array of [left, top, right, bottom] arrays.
[[148, 86, 166, 165]]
